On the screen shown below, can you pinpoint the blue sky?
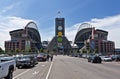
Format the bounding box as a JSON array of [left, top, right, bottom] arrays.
[[0, 0, 120, 49]]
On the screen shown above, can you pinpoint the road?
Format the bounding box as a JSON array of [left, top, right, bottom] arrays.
[[13, 55, 120, 79], [13, 62, 51, 79]]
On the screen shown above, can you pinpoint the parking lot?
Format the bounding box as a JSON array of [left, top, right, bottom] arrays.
[[12, 55, 120, 79]]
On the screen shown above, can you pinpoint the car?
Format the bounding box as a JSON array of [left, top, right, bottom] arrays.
[[111, 55, 120, 61], [37, 53, 47, 61], [100, 56, 112, 62], [16, 55, 36, 68], [88, 55, 102, 63], [0, 56, 16, 79], [32, 54, 38, 64]]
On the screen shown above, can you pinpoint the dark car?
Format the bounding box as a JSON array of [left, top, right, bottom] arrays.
[[111, 55, 120, 61], [88, 55, 102, 63], [16, 55, 36, 68], [33, 54, 38, 64], [37, 53, 47, 61]]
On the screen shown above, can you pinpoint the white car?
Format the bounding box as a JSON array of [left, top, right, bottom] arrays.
[[100, 56, 112, 61], [0, 56, 16, 79]]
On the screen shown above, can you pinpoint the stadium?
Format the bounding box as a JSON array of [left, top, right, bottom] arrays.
[[5, 22, 42, 53], [74, 23, 115, 55]]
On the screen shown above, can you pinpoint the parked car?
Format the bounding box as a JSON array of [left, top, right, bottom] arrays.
[[32, 54, 38, 64], [111, 55, 120, 61], [0, 56, 16, 79], [16, 55, 36, 68], [88, 55, 102, 63], [100, 56, 112, 62], [37, 53, 47, 61]]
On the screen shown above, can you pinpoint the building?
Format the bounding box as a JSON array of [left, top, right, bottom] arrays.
[[74, 23, 115, 55], [42, 41, 49, 48], [5, 22, 42, 53], [47, 18, 71, 55], [115, 48, 120, 55]]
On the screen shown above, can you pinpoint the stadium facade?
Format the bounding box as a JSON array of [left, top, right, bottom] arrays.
[[74, 23, 115, 55], [5, 22, 42, 53]]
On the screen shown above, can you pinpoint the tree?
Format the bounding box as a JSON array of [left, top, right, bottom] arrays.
[[22, 50, 25, 53], [29, 48, 32, 52], [77, 49, 80, 53], [40, 48, 44, 52], [0, 47, 4, 54], [82, 49, 87, 54], [81, 48, 87, 58], [47, 50, 49, 54], [15, 48, 19, 54], [94, 49, 98, 54]]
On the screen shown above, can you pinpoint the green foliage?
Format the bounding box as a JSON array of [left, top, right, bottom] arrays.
[[47, 50, 49, 53], [82, 49, 87, 53], [40, 48, 44, 52], [29, 48, 32, 52], [15, 48, 19, 53], [0, 47, 4, 53], [87, 48, 92, 54], [77, 49, 80, 53], [22, 50, 25, 52], [70, 50, 73, 53], [94, 49, 98, 53]]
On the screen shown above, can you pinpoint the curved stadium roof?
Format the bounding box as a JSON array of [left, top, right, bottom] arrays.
[[25, 21, 38, 31], [25, 22, 41, 42], [75, 23, 93, 42], [78, 23, 92, 32], [74, 23, 108, 49], [74, 23, 93, 48]]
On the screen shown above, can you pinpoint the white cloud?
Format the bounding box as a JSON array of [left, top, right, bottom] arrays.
[[66, 14, 120, 48], [0, 15, 32, 50], [66, 25, 79, 42], [88, 15, 120, 28], [0, 3, 17, 14], [108, 28, 120, 48], [87, 15, 120, 48]]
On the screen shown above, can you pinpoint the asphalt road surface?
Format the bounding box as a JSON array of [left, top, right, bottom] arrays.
[[13, 55, 120, 79]]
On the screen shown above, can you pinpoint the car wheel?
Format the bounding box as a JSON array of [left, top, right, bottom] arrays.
[[91, 60, 94, 63], [5, 70, 13, 79], [18, 66, 22, 69], [88, 59, 90, 62]]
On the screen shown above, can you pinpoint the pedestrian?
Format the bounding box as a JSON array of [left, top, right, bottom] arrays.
[[47, 54, 50, 61], [50, 54, 53, 61]]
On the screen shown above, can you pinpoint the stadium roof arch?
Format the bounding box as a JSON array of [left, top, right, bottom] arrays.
[[74, 23, 93, 48], [25, 21, 41, 43], [74, 23, 108, 49], [25, 21, 38, 31]]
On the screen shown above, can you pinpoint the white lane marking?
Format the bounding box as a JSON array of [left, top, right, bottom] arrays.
[[13, 69, 30, 79], [32, 71, 39, 75], [46, 62, 53, 79]]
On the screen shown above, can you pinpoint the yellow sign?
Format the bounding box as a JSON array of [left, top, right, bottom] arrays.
[[58, 32, 62, 36]]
